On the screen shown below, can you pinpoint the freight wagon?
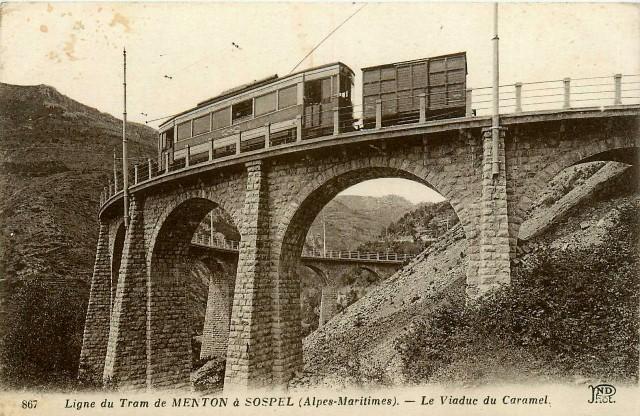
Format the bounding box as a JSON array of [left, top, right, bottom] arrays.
[[361, 52, 467, 128]]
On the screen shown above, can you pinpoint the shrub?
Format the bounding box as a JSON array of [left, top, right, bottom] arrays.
[[396, 203, 639, 384], [0, 279, 88, 389]]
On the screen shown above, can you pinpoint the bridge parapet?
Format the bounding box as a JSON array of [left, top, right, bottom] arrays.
[[190, 234, 414, 264], [300, 249, 413, 263]]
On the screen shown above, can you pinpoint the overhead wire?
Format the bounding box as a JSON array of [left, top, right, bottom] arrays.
[[289, 4, 367, 74], [144, 5, 367, 125]]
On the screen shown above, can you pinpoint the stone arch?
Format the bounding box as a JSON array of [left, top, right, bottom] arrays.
[[303, 264, 329, 286], [358, 265, 383, 281], [275, 164, 471, 280], [274, 156, 475, 245], [146, 188, 242, 267], [146, 196, 239, 388], [269, 161, 472, 382], [512, 134, 639, 244]]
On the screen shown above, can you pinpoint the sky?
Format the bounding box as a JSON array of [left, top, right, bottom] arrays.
[[1, 1, 638, 203]]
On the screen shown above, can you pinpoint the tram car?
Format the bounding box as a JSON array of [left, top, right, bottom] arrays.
[[157, 53, 468, 169], [362, 52, 467, 128], [157, 62, 355, 169]]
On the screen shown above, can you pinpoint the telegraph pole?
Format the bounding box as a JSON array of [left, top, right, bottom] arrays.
[[113, 148, 117, 192], [491, 3, 500, 177], [322, 211, 327, 257], [214, 211, 219, 246], [122, 48, 130, 228]]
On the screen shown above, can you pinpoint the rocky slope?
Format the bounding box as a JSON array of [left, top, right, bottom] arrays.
[[0, 83, 157, 388], [292, 161, 638, 389]]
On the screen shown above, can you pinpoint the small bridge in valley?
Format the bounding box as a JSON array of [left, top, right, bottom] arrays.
[[191, 234, 413, 263], [190, 234, 413, 326]]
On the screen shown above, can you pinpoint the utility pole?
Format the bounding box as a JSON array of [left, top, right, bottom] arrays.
[[322, 211, 327, 257], [122, 48, 130, 228], [210, 212, 214, 246], [112, 148, 117, 192], [491, 3, 500, 177]]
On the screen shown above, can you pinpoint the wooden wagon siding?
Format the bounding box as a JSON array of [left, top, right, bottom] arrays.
[[362, 52, 467, 127]]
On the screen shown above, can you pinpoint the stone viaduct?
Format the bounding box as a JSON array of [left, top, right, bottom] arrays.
[[79, 104, 640, 392]]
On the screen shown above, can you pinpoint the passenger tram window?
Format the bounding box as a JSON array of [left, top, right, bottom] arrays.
[[278, 85, 297, 109], [339, 74, 352, 100], [177, 121, 191, 140], [192, 114, 210, 136], [255, 92, 276, 116], [232, 99, 253, 123], [304, 77, 332, 105], [212, 107, 231, 129], [164, 127, 174, 149]]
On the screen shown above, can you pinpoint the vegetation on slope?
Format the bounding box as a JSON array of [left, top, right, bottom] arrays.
[[0, 83, 157, 389], [305, 195, 415, 252], [396, 198, 639, 384], [357, 200, 458, 254]]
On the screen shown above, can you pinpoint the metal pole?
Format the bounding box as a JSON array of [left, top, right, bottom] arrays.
[[122, 48, 130, 228], [491, 2, 500, 177], [113, 148, 118, 192], [210, 212, 214, 246], [322, 211, 327, 257], [515, 82, 523, 113], [563, 78, 571, 109], [465, 89, 473, 117]]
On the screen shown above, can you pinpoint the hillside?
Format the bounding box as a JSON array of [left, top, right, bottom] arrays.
[[0, 83, 156, 281], [0, 83, 157, 388], [305, 195, 415, 252], [357, 199, 459, 254], [293, 161, 638, 389]]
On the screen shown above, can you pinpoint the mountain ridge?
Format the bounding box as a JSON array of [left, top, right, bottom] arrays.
[[0, 82, 157, 388]]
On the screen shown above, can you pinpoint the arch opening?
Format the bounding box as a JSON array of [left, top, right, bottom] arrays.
[[513, 145, 639, 248], [148, 197, 239, 389], [278, 169, 466, 345]]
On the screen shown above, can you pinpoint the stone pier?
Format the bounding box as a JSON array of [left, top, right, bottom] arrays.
[[318, 287, 338, 327]]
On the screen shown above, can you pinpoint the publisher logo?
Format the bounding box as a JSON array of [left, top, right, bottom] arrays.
[[587, 384, 616, 404]]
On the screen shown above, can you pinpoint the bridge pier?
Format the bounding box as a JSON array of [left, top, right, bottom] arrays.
[[224, 161, 277, 390], [78, 222, 112, 385], [146, 258, 192, 388], [468, 128, 512, 298], [200, 270, 232, 360], [318, 286, 338, 327], [102, 196, 149, 390]]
